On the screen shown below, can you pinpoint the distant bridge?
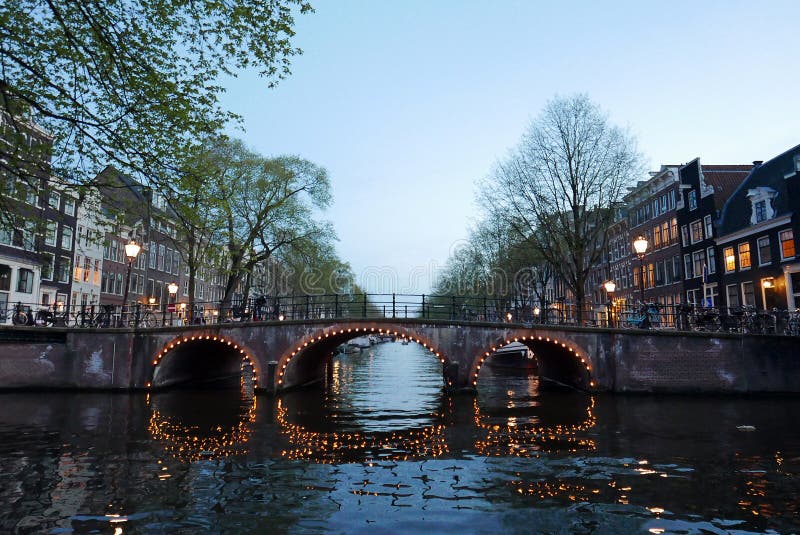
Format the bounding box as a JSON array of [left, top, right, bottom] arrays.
[[2, 316, 800, 394]]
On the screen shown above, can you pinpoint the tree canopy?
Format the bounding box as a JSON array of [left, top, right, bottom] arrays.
[[480, 94, 642, 318], [0, 0, 311, 211]]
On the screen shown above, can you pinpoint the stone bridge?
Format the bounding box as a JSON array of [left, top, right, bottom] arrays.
[[1, 318, 800, 394]]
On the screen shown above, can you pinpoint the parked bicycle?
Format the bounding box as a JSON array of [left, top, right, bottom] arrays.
[[624, 302, 660, 329], [11, 302, 35, 326]]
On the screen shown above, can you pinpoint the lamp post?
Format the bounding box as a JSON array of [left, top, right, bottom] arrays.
[[167, 281, 178, 325], [121, 238, 141, 325], [603, 280, 616, 327], [633, 235, 649, 304]]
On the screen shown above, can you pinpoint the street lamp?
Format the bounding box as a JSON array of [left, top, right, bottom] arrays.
[[121, 238, 141, 324], [633, 235, 648, 304], [168, 281, 179, 298], [603, 280, 616, 327]]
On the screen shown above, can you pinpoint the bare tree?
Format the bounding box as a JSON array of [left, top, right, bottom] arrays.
[[482, 94, 642, 321]]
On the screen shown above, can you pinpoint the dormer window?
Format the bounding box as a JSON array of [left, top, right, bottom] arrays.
[[754, 200, 767, 223], [746, 187, 778, 225]]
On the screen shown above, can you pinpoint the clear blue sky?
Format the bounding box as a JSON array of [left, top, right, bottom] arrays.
[[220, 0, 799, 294]]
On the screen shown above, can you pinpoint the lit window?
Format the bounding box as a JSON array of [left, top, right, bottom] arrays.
[[780, 229, 795, 260], [738, 242, 751, 269], [723, 247, 735, 272]]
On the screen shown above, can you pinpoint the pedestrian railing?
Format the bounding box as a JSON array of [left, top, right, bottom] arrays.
[[3, 295, 800, 336]]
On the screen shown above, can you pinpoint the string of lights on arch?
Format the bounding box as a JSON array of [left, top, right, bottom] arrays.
[[147, 334, 260, 390], [278, 326, 449, 388], [470, 333, 595, 389]]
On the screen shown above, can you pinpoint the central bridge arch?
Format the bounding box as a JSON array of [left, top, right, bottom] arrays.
[[275, 323, 453, 390]]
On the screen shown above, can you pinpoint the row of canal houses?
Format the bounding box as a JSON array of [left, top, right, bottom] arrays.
[[0, 114, 232, 321], [591, 143, 800, 316]]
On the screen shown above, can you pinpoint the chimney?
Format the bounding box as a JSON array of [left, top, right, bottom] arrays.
[[753, 160, 763, 166]]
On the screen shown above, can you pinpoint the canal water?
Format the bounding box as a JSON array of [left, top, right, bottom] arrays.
[[1, 341, 799, 534]]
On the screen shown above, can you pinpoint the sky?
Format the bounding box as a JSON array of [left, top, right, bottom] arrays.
[[220, 0, 800, 294]]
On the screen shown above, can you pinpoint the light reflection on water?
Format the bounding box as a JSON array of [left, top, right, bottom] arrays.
[[0, 341, 799, 533]]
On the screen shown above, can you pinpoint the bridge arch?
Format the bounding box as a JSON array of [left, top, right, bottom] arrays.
[[471, 331, 594, 391], [276, 323, 452, 391], [149, 333, 260, 390]]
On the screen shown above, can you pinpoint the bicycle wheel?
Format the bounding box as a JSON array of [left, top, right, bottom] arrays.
[[12, 311, 28, 326], [139, 312, 157, 328]]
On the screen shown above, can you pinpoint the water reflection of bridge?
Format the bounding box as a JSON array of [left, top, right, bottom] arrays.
[[147, 386, 597, 465]]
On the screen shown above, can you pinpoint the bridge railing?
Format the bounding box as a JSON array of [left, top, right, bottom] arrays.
[[4, 297, 800, 336]]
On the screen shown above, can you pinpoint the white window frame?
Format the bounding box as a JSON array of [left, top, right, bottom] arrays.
[[703, 215, 713, 240]]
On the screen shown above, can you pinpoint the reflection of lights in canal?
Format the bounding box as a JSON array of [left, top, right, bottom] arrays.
[[146, 388, 257, 462], [472, 397, 597, 456], [276, 398, 448, 463]]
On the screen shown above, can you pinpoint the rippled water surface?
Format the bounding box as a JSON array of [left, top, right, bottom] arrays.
[[1, 341, 800, 534]]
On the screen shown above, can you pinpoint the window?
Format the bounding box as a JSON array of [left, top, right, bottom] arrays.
[[723, 246, 735, 272], [688, 190, 697, 210], [726, 284, 740, 308], [17, 268, 33, 293], [149, 245, 156, 269], [780, 229, 795, 260], [704, 284, 718, 307], [755, 236, 770, 266], [669, 190, 676, 209], [102, 272, 111, 293], [44, 221, 57, 246], [653, 225, 662, 248], [655, 261, 664, 286], [681, 225, 689, 247], [742, 281, 755, 306], [704, 215, 713, 240], [61, 226, 73, 250], [48, 191, 60, 210], [690, 220, 703, 243], [684, 254, 693, 280], [660, 194, 667, 213], [706, 247, 716, 274], [693, 250, 704, 279], [0, 264, 9, 291], [41, 254, 54, 280], [158, 244, 165, 271], [73, 254, 82, 281], [673, 255, 681, 280], [738, 242, 751, 269], [93, 259, 100, 285], [64, 197, 76, 216], [647, 263, 655, 288], [670, 218, 678, 244], [686, 289, 699, 305], [661, 221, 670, 246], [57, 256, 71, 283], [83, 257, 91, 282], [754, 200, 767, 223]]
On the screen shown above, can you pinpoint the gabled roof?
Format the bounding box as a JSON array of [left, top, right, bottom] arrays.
[[701, 166, 754, 210], [717, 144, 800, 236]]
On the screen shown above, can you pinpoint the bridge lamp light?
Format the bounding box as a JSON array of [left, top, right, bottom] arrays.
[[533, 306, 540, 316], [632, 235, 648, 304], [603, 280, 616, 328], [120, 238, 142, 325], [506, 312, 513, 322], [168, 281, 179, 296], [278, 313, 285, 321]]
